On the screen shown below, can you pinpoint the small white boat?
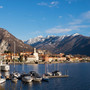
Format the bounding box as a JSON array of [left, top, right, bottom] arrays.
[[11, 77, 18, 83], [22, 75, 33, 83], [42, 74, 49, 82], [47, 72, 52, 76], [33, 77, 42, 82], [29, 71, 42, 82], [0, 64, 6, 84], [0, 75, 6, 84], [52, 71, 62, 76], [10, 72, 21, 79], [42, 63, 49, 82]]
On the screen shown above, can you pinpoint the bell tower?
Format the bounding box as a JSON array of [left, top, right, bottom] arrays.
[[33, 48, 39, 61]]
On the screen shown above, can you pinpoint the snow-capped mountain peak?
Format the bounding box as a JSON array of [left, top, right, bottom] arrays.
[[24, 35, 45, 45], [46, 35, 55, 39], [72, 33, 80, 36], [24, 33, 80, 45]]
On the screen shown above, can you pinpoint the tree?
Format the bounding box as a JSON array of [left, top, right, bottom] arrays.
[[4, 50, 12, 53], [19, 55, 23, 62], [25, 55, 27, 61]]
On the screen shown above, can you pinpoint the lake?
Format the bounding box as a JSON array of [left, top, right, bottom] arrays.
[[0, 63, 90, 90]]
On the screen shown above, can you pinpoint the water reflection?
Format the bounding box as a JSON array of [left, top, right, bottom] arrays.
[[1, 63, 90, 90], [10, 82, 17, 90], [21, 81, 33, 90], [32, 64, 39, 72]]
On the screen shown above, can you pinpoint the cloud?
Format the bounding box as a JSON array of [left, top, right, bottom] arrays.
[[66, 0, 77, 4], [37, 1, 59, 8], [46, 27, 72, 34], [69, 19, 82, 25], [46, 11, 90, 34], [59, 16, 62, 18], [69, 25, 90, 30], [68, 14, 73, 18], [69, 11, 90, 25], [46, 25, 90, 34], [37, 2, 47, 6], [81, 11, 90, 19], [0, 6, 3, 8], [49, 1, 59, 7]]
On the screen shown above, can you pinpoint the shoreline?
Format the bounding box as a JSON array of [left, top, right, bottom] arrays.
[[7, 61, 90, 65]]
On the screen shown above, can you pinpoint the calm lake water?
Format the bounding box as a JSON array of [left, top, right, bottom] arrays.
[[0, 63, 90, 90]]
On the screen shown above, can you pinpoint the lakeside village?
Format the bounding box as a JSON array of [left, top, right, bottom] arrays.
[[0, 48, 90, 64], [0, 48, 90, 84]]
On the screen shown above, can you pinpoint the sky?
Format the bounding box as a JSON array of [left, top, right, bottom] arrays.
[[0, 0, 90, 40]]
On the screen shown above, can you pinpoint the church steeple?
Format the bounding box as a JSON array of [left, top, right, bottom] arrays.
[[34, 48, 36, 53], [33, 48, 39, 61]]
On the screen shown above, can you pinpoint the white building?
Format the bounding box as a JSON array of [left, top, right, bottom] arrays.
[[33, 48, 39, 61], [26, 48, 39, 62]]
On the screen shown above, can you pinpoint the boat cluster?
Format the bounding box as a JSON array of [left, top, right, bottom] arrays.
[[0, 63, 10, 84], [10, 71, 44, 83], [0, 71, 50, 84], [0, 70, 66, 84]]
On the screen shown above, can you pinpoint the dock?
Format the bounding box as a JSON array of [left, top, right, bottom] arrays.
[[47, 75, 69, 78]]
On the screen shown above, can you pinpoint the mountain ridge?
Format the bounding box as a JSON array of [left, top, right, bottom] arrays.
[[24, 33, 90, 56], [0, 28, 33, 53]]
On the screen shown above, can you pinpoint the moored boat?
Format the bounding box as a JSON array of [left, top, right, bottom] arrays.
[[42, 63, 49, 82], [33, 76, 42, 82], [10, 72, 21, 79], [42, 74, 49, 82], [22, 75, 33, 83], [0, 75, 6, 84], [0, 64, 6, 84], [29, 71, 42, 82], [52, 70, 62, 76], [11, 76, 18, 83], [46, 72, 52, 76]]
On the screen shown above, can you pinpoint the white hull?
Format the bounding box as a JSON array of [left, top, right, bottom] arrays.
[[22, 76, 33, 83], [33, 77, 42, 82], [0, 78, 6, 84], [11, 77, 18, 83], [52, 71, 62, 76], [42, 77, 49, 81], [47, 72, 52, 76], [11, 72, 21, 79]]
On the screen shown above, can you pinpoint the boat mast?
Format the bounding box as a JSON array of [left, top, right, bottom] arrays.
[[14, 41, 15, 72], [22, 62, 24, 73], [45, 63, 46, 74], [0, 62, 1, 77]]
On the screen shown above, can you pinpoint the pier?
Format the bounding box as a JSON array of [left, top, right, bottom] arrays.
[[47, 75, 69, 78]]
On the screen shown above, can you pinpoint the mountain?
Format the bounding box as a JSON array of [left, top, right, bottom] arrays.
[[0, 28, 33, 53], [24, 35, 45, 45], [24, 33, 90, 56]]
